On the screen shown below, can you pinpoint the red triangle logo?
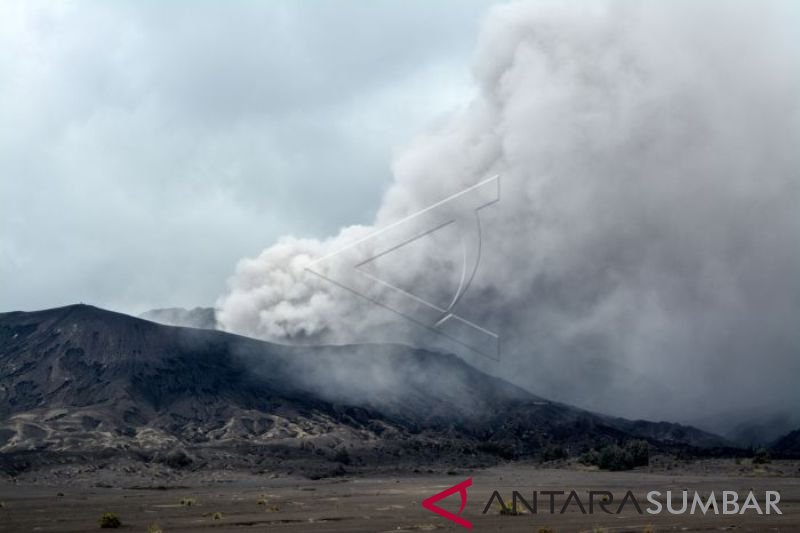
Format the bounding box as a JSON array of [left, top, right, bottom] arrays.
[[421, 477, 473, 529]]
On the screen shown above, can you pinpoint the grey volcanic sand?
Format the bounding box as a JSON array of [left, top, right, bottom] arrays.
[[1, 461, 799, 532]]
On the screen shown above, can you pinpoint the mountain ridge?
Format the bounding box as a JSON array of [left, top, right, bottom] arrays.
[[0, 304, 732, 476]]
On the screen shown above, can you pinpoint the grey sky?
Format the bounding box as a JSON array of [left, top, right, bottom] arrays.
[[212, 0, 800, 437], [0, 0, 501, 313]]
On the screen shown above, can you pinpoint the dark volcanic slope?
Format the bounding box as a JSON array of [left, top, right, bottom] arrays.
[[0, 305, 726, 468], [772, 429, 800, 458]]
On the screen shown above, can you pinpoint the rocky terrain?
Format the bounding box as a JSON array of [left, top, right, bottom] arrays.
[[0, 305, 735, 479]]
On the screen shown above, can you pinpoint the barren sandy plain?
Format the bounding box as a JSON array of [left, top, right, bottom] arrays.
[[2, 460, 799, 532]]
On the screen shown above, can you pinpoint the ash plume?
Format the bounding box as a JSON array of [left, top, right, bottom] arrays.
[[217, 1, 800, 435]]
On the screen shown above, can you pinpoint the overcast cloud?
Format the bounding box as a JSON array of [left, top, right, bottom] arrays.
[[0, 0, 499, 313], [215, 0, 800, 437]]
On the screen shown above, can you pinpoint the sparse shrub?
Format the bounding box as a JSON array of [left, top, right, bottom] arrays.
[[598, 445, 630, 471], [579, 449, 600, 466], [753, 448, 771, 465], [626, 440, 649, 467], [267, 504, 281, 512], [147, 524, 163, 533], [584, 440, 649, 471], [98, 512, 122, 528], [211, 511, 222, 520], [643, 526, 655, 533], [159, 449, 193, 469], [179, 497, 196, 507], [477, 441, 516, 460], [498, 501, 520, 516], [0, 501, 5, 508], [537, 528, 554, 533], [540, 444, 568, 462], [593, 528, 608, 533], [333, 448, 351, 465], [675, 448, 695, 462]]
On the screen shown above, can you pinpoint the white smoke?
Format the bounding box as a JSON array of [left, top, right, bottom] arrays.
[[217, 1, 800, 435]]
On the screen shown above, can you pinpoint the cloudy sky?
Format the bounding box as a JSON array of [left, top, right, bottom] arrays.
[[3, 1, 799, 435], [0, 0, 501, 313]]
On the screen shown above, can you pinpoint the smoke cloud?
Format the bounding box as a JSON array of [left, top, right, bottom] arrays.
[[217, 1, 800, 438]]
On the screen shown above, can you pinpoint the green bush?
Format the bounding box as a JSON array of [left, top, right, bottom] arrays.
[[540, 444, 568, 462], [753, 448, 771, 464], [98, 512, 122, 528], [598, 445, 629, 471], [627, 440, 650, 467], [583, 440, 649, 471], [579, 449, 600, 466]]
